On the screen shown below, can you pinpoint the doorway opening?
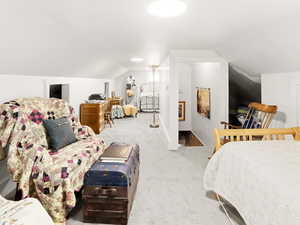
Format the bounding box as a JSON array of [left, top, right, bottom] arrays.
[[179, 131, 203, 147], [49, 84, 70, 102]]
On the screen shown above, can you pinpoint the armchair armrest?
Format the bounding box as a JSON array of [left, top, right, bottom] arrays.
[[220, 121, 242, 129], [74, 125, 95, 140], [68, 109, 95, 139], [9, 129, 51, 198]]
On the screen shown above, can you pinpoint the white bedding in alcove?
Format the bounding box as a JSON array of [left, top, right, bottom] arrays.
[[204, 140, 300, 225]]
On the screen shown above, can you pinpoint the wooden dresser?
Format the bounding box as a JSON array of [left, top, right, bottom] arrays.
[[80, 103, 107, 134]]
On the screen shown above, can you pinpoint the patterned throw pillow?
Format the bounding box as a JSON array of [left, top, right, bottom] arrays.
[[43, 117, 77, 151]]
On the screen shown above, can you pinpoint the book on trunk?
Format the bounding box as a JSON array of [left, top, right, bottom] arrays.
[[100, 144, 132, 163]]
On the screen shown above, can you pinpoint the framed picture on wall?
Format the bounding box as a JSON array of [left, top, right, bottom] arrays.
[[197, 88, 211, 119], [178, 101, 186, 121]]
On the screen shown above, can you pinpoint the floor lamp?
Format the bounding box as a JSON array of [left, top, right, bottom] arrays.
[[150, 65, 159, 128]]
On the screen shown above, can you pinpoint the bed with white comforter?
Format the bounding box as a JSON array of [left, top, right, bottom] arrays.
[[204, 140, 300, 225]]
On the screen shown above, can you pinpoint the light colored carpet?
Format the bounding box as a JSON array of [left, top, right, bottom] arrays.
[[69, 113, 245, 225]]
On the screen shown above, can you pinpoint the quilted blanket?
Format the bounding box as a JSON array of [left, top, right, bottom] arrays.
[[0, 98, 106, 224], [204, 140, 300, 225]]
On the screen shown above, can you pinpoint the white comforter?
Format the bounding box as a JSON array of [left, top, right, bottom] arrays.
[[0, 196, 55, 225], [204, 140, 300, 225]]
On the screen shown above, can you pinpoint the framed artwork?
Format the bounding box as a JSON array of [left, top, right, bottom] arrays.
[[197, 88, 211, 119], [178, 101, 186, 121]]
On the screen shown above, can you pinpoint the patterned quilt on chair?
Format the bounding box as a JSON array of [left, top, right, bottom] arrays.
[[0, 98, 106, 224]]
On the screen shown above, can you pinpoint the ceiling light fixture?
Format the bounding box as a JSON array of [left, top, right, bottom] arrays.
[[147, 0, 187, 18], [130, 57, 145, 63]]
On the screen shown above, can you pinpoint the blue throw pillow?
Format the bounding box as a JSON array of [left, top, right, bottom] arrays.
[[43, 117, 77, 151]]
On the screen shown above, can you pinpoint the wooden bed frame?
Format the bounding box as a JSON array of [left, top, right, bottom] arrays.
[[214, 127, 300, 152]]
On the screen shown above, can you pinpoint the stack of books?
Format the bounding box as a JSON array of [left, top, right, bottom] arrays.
[[100, 144, 132, 163]]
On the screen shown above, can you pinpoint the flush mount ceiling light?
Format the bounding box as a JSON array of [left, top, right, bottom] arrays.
[[147, 0, 187, 18], [130, 57, 145, 63]]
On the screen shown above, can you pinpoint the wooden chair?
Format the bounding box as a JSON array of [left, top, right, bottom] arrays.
[[104, 102, 114, 128], [209, 102, 278, 159], [104, 112, 114, 128], [104, 98, 123, 127], [221, 102, 278, 129]]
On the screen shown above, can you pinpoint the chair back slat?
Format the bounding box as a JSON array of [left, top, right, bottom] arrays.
[[241, 102, 277, 129]]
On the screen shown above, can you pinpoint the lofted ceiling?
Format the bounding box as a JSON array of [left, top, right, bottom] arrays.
[[0, 0, 300, 78]]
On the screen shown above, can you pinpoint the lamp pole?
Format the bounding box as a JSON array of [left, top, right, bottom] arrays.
[[150, 65, 159, 128]]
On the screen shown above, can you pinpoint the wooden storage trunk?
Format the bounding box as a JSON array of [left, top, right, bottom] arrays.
[[82, 144, 140, 225]]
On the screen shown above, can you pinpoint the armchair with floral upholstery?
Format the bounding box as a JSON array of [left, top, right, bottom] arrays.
[[0, 98, 106, 224]]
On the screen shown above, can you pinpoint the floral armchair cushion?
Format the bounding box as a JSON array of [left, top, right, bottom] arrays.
[[0, 98, 106, 224]]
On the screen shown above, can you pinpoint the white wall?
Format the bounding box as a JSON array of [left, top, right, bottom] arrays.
[[178, 63, 192, 131], [261, 72, 300, 128], [191, 62, 229, 146], [159, 57, 176, 149], [0, 75, 45, 102], [159, 50, 228, 150], [0, 75, 114, 114]]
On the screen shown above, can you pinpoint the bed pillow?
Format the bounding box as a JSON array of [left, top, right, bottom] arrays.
[[43, 117, 77, 151]]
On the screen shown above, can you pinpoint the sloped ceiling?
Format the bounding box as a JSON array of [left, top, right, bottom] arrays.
[[0, 0, 299, 78]]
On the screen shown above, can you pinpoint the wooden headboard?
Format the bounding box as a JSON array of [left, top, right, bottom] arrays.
[[214, 127, 300, 152]]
